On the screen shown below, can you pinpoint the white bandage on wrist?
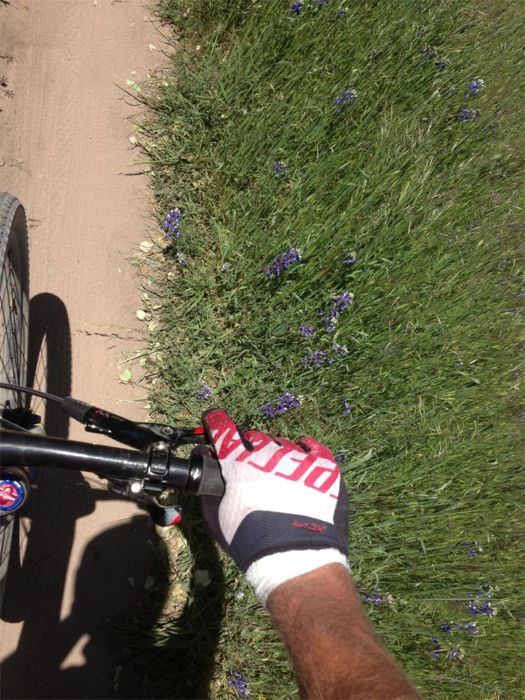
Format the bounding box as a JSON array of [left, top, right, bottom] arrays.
[[246, 548, 349, 606]]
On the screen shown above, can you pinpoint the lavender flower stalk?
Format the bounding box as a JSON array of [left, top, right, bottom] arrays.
[[299, 323, 315, 337], [466, 77, 485, 96], [261, 391, 302, 419], [456, 540, 483, 557], [342, 399, 353, 415], [272, 160, 287, 176], [360, 586, 393, 606], [333, 343, 349, 357], [419, 47, 436, 61], [456, 107, 480, 122], [446, 646, 464, 661], [264, 248, 302, 280], [334, 88, 357, 114], [227, 671, 250, 699], [320, 291, 354, 332], [195, 383, 212, 401], [163, 208, 183, 238], [301, 350, 332, 369]]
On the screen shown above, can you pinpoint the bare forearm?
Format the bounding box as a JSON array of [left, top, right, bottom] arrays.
[[268, 564, 422, 700]]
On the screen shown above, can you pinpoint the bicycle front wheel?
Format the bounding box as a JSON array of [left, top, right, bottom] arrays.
[[0, 192, 30, 602]]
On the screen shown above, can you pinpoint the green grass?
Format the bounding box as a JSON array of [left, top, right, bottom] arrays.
[[122, 0, 524, 697]]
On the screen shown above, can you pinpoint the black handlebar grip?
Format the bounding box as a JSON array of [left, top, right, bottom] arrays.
[[195, 453, 225, 497]]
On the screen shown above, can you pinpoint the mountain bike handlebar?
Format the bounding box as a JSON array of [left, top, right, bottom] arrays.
[[0, 383, 226, 525], [0, 431, 224, 497]]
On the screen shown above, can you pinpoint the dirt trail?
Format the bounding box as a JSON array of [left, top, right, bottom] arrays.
[[0, 1, 164, 696]]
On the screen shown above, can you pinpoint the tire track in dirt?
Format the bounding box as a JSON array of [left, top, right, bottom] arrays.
[[0, 1, 164, 696]]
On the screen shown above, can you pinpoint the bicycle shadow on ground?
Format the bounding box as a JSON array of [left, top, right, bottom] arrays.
[[113, 497, 226, 700], [1, 294, 155, 698], [1, 294, 226, 699]]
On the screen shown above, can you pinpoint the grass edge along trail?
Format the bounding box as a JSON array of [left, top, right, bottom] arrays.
[[121, 1, 523, 698]]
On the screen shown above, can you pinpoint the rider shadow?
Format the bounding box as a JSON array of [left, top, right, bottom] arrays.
[[1, 293, 225, 699], [114, 497, 226, 700]]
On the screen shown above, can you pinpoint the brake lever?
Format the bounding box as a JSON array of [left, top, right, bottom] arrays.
[[61, 396, 210, 450], [176, 426, 208, 446]]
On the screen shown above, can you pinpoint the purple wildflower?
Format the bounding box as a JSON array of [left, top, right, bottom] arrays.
[[441, 620, 479, 635], [420, 47, 448, 70], [227, 671, 250, 699], [484, 123, 497, 135], [446, 646, 464, 662], [301, 350, 332, 369], [261, 404, 276, 419], [457, 107, 480, 122], [468, 600, 497, 618], [273, 159, 287, 177], [457, 540, 482, 557], [333, 343, 349, 357], [479, 602, 497, 617], [299, 323, 315, 337], [261, 391, 302, 419], [467, 583, 499, 618], [466, 77, 485, 96], [343, 253, 357, 265], [163, 208, 183, 238], [419, 47, 436, 61], [334, 88, 357, 114], [342, 399, 353, 416], [312, 0, 330, 5], [299, 344, 347, 368], [320, 291, 354, 332], [360, 586, 393, 606], [456, 622, 478, 635], [195, 383, 212, 401], [290, 1, 303, 13], [337, 8, 346, 16], [264, 248, 302, 280]]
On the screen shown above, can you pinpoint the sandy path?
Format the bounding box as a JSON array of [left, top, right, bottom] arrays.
[[0, 1, 164, 696]]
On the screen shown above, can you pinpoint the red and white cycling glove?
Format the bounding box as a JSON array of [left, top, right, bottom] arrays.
[[198, 409, 349, 605]]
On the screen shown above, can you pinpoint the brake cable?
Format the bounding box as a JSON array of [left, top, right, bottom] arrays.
[[0, 382, 65, 405]]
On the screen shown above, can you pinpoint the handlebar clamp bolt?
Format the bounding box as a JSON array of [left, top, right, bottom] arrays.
[[161, 427, 174, 436], [129, 480, 143, 495]]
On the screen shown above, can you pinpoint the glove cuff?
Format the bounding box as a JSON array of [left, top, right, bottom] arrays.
[[246, 548, 349, 606]]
